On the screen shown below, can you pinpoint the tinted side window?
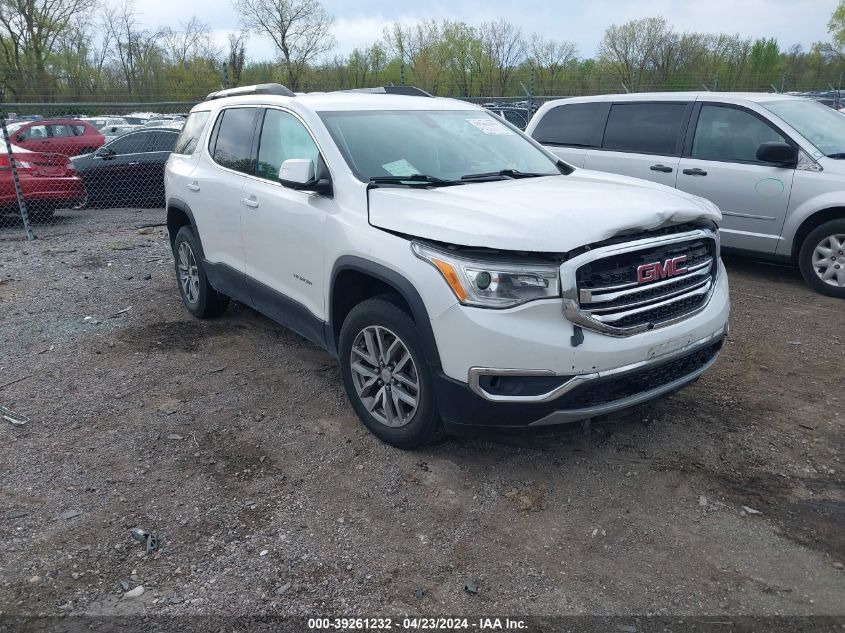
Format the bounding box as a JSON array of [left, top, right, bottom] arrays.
[[212, 108, 258, 173], [173, 110, 210, 155], [256, 109, 320, 181], [49, 124, 73, 138], [108, 133, 149, 155], [531, 103, 605, 146], [149, 131, 178, 152], [692, 105, 786, 163], [602, 103, 687, 155], [72, 124, 87, 136], [23, 125, 48, 140]]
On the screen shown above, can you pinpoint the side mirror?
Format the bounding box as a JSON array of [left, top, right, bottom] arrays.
[[756, 142, 797, 166], [16, 135, 24, 143], [95, 146, 115, 158], [278, 158, 332, 195]]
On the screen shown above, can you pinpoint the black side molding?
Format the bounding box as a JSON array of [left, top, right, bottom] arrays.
[[329, 256, 442, 369]]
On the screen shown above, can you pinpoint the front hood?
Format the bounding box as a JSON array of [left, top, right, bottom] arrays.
[[368, 171, 721, 252]]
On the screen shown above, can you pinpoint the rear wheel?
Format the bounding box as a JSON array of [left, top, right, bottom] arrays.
[[338, 297, 442, 448], [173, 226, 229, 318], [798, 219, 845, 299]]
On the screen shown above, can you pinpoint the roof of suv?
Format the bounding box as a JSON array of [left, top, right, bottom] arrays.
[[543, 92, 808, 105], [196, 92, 481, 113]]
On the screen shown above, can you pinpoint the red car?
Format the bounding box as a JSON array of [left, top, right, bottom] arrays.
[[1, 145, 86, 219], [7, 119, 105, 157]]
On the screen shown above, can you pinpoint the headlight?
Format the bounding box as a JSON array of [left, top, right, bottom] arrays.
[[412, 242, 560, 308]]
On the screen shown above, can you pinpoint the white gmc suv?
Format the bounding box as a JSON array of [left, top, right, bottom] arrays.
[[164, 84, 730, 448]]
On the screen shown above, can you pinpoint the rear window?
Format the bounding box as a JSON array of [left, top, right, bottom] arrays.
[[173, 110, 210, 155], [531, 103, 606, 147], [210, 108, 258, 173], [602, 103, 687, 155]]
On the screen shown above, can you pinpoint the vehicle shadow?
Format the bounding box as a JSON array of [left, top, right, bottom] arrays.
[[721, 252, 803, 285]]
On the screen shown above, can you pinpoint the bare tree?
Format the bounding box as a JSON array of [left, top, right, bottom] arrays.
[[227, 31, 247, 86], [232, 0, 335, 90], [529, 34, 577, 93], [479, 19, 526, 95], [597, 16, 671, 90], [162, 17, 217, 65], [103, 0, 166, 97], [0, 0, 98, 98]]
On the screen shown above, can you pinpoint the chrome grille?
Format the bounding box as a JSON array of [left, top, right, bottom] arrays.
[[561, 229, 719, 336]]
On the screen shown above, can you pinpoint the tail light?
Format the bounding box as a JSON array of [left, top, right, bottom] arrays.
[[0, 155, 33, 171]]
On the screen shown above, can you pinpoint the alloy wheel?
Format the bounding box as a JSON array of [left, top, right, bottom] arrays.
[[812, 233, 845, 288], [178, 242, 200, 304], [349, 325, 420, 428]]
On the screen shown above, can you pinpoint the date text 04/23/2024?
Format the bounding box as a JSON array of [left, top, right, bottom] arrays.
[[307, 618, 528, 630]]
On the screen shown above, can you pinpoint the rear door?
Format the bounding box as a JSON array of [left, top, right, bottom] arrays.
[[190, 106, 259, 279], [529, 102, 609, 167], [89, 131, 150, 205], [583, 101, 691, 187], [124, 130, 177, 204], [676, 103, 796, 253], [46, 124, 78, 156]]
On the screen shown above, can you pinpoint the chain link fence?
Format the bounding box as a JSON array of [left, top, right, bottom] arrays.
[[0, 101, 193, 239], [1, 80, 842, 241]]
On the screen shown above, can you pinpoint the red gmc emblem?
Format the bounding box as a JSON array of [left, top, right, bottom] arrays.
[[637, 255, 688, 284]]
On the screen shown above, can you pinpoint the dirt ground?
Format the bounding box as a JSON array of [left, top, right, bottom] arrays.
[[0, 208, 843, 624]]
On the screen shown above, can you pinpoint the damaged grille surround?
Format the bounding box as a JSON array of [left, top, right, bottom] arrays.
[[561, 228, 720, 336]]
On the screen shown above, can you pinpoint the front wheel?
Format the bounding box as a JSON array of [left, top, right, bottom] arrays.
[[338, 297, 442, 448], [172, 226, 230, 318], [798, 219, 845, 299]]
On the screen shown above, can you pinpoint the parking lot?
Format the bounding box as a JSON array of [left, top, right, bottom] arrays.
[[0, 208, 843, 619]]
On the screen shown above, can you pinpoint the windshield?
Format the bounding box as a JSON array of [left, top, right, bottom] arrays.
[[762, 99, 845, 158], [319, 110, 560, 182], [6, 122, 24, 134]]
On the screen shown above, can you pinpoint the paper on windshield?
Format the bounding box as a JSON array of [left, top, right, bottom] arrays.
[[467, 118, 513, 135], [382, 159, 420, 177]]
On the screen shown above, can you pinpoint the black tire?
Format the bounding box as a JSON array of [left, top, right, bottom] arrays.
[[798, 218, 845, 299], [338, 296, 443, 448], [173, 225, 229, 318]]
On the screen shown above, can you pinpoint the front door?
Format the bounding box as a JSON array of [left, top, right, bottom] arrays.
[[676, 104, 795, 253], [241, 107, 332, 337]]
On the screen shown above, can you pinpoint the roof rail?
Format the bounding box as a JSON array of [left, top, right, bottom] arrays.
[[205, 83, 295, 100], [338, 86, 433, 98]]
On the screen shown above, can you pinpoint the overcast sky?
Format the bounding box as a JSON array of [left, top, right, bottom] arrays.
[[118, 0, 838, 61]]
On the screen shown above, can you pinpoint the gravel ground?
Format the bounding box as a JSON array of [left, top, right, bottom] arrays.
[[0, 208, 843, 624]]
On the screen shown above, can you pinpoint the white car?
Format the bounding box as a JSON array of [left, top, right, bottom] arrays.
[[526, 92, 845, 298], [164, 84, 730, 447]]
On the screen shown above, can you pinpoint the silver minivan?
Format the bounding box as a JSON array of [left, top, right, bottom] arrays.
[[527, 92, 845, 298]]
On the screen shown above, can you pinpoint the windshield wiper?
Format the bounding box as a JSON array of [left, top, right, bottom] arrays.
[[460, 168, 553, 181], [369, 174, 461, 187], [825, 153, 845, 159]]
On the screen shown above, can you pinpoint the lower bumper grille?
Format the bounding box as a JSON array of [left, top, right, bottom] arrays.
[[560, 340, 723, 409]]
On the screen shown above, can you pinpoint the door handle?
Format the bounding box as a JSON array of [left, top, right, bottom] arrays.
[[650, 164, 673, 173], [241, 196, 259, 208], [682, 168, 708, 176], [128, 162, 139, 166], [186, 182, 200, 192]]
